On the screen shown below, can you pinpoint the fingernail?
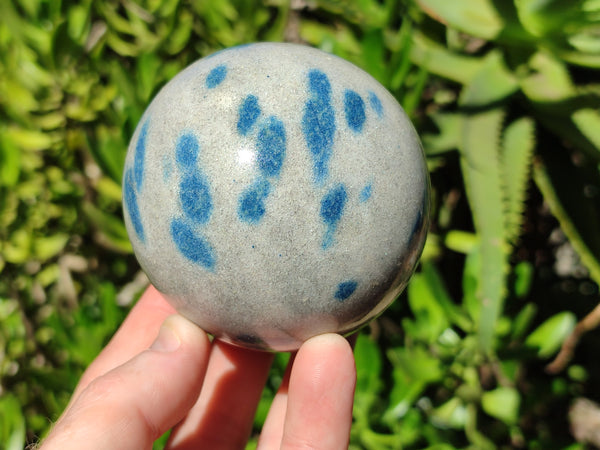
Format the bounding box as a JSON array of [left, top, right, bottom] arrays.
[[150, 318, 181, 353]]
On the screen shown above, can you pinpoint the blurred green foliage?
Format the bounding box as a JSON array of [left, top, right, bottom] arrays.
[[1, 0, 600, 448]]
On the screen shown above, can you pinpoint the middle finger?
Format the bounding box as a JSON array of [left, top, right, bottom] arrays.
[[167, 339, 274, 449]]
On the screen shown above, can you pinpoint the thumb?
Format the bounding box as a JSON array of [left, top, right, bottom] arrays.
[[40, 315, 211, 450]]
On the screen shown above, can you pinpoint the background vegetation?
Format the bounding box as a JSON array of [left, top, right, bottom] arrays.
[[1, 0, 600, 448]]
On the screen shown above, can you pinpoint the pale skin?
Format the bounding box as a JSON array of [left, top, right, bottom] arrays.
[[39, 285, 357, 450]]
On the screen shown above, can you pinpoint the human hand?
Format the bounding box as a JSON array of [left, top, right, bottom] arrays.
[[39, 285, 356, 450]]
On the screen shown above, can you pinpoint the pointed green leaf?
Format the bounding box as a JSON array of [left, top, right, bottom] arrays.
[[354, 334, 383, 418], [33, 233, 69, 261], [0, 394, 26, 450], [88, 125, 128, 183], [481, 387, 521, 425], [137, 53, 162, 103], [4, 229, 32, 264], [525, 311, 576, 358], [515, 0, 561, 37], [388, 19, 415, 91], [0, 79, 38, 117], [5, 128, 57, 151], [83, 202, 132, 253], [569, 30, 600, 54], [0, 131, 21, 187], [445, 230, 478, 254], [354, 333, 382, 395], [511, 302, 537, 341], [431, 397, 468, 429], [165, 9, 194, 54], [359, 30, 387, 84], [407, 271, 450, 343], [572, 108, 600, 153], [513, 261, 534, 299], [95, 177, 123, 203], [67, 3, 91, 43], [559, 48, 600, 68], [402, 65, 429, 119]]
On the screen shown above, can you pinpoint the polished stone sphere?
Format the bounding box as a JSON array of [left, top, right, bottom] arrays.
[[123, 42, 429, 351]]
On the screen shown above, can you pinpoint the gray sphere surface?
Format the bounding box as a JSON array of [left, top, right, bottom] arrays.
[[123, 42, 429, 351]]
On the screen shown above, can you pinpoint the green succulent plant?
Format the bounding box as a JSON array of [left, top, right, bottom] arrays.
[[2, 0, 600, 448]]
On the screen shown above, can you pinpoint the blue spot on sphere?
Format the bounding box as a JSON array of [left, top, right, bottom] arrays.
[[359, 183, 373, 203], [237, 95, 261, 136], [303, 69, 335, 185], [170, 218, 215, 269], [206, 65, 227, 89], [179, 173, 213, 225], [175, 133, 200, 168], [320, 184, 348, 226], [368, 91, 383, 118], [123, 169, 145, 243], [303, 100, 335, 183], [239, 178, 272, 224], [257, 116, 286, 178], [344, 90, 366, 132], [308, 69, 332, 98], [335, 280, 358, 301], [133, 120, 149, 191]]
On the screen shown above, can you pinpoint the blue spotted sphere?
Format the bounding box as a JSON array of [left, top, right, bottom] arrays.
[[123, 42, 429, 351]]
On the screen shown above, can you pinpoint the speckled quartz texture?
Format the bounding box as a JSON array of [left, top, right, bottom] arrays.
[[123, 42, 429, 351]]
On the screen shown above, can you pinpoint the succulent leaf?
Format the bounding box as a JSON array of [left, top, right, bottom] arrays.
[[459, 107, 509, 354], [520, 51, 600, 161], [417, 0, 504, 40], [410, 31, 484, 84], [458, 50, 519, 108], [520, 51, 576, 103]]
